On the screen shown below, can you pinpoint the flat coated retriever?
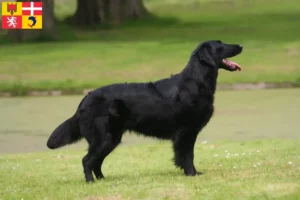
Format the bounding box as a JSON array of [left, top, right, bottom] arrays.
[[47, 40, 243, 182]]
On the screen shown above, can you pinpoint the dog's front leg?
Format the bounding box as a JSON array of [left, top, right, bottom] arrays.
[[172, 130, 202, 176]]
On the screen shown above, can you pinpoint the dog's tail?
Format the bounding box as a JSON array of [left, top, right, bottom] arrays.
[[46, 115, 82, 149]]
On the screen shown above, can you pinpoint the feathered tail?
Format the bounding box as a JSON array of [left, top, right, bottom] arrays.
[[46, 115, 82, 149]]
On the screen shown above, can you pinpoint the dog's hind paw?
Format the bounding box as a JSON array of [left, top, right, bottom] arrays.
[[96, 175, 104, 180], [86, 179, 95, 183]]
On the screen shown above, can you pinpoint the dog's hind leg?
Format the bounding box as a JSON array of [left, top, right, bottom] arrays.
[[92, 99, 127, 180], [172, 129, 201, 176], [81, 126, 99, 183], [82, 135, 114, 182], [93, 160, 104, 179], [80, 116, 108, 183], [87, 134, 122, 181], [92, 116, 124, 180], [92, 135, 120, 180], [82, 146, 95, 183], [80, 118, 107, 182], [81, 99, 127, 182], [87, 133, 116, 181]]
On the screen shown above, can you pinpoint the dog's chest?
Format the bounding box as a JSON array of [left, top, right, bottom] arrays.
[[174, 93, 215, 129], [189, 98, 214, 116]]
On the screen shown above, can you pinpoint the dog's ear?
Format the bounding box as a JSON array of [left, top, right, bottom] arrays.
[[198, 45, 216, 67]]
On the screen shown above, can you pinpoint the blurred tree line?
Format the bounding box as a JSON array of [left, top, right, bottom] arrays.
[[8, 0, 148, 42]]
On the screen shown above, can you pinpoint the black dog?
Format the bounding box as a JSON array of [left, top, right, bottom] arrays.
[[47, 40, 243, 182]]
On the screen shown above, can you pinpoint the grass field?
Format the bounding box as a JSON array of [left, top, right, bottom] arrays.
[[1, 0, 300, 94], [0, 140, 299, 200], [0, 89, 300, 199]]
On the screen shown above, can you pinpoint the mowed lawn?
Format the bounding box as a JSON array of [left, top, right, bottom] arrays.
[[0, 89, 300, 199], [0, 140, 299, 200], [1, 0, 300, 94]]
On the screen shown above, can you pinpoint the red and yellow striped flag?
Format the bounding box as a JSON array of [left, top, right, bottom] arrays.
[[1, 2, 43, 29]]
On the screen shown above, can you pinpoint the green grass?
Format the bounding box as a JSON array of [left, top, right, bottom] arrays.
[[0, 140, 299, 200], [0, 0, 299, 94]]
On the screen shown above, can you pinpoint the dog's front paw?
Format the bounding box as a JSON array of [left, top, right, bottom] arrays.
[[86, 179, 95, 183], [184, 169, 196, 176], [85, 175, 95, 183]]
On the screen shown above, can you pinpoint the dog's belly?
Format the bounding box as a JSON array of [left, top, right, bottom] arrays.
[[126, 120, 178, 139], [123, 102, 214, 140], [125, 111, 179, 139]]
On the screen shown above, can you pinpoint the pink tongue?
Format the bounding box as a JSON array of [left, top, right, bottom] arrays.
[[223, 59, 241, 71], [230, 60, 241, 71]]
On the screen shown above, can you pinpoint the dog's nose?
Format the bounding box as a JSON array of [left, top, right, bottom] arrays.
[[239, 45, 243, 49]]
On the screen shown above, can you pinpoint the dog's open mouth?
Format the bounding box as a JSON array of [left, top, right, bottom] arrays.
[[222, 59, 241, 71]]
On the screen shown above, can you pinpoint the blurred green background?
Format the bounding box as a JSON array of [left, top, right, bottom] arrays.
[[1, 0, 300, 95]]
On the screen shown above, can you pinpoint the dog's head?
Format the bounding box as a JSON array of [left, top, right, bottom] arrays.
[[192, 40, 243, 71]]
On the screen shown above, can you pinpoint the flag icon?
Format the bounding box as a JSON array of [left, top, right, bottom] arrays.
[[1, 2, 43, 29]]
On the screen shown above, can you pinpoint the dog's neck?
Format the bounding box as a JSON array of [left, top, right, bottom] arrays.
[[181, 57, 218, 93]]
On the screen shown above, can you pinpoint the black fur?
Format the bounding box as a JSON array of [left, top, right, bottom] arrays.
[[46, 40, 243, 182]]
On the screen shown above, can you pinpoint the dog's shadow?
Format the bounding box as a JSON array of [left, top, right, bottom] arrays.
[[101, 169, 206, 183], [105, 170, 182, 181], [57, 169, 205, 185]]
